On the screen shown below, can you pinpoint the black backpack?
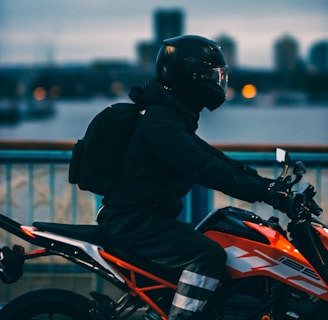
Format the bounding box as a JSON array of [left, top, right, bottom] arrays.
[[68, 102, 145, 195]]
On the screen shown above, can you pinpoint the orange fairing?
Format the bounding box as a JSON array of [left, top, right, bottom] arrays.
[[313, 225, 328, 250], [243, 221, 301, 256], [21, 226, 36, 238], [205, 221, 328, 301]]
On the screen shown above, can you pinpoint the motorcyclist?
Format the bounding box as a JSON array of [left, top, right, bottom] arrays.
[[97, 35, 292, 320]]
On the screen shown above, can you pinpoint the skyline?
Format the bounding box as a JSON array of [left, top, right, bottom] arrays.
[[0, 0, 327, 68]]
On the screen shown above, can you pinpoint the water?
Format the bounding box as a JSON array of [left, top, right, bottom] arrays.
[[198, 104, 328, 145], [0, 98, 327, 145]]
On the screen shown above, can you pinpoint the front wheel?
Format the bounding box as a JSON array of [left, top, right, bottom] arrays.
[[0, 288, 93, 320]]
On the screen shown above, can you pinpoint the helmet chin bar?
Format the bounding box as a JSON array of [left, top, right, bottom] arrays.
[[159, 81, 225, 113], [199, 80, 227, 111]]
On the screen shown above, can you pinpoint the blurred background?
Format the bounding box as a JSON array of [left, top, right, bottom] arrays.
[[0, 0, 327, 143]]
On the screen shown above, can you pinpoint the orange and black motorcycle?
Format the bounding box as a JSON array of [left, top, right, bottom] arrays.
[[0, 148, 327, 320]]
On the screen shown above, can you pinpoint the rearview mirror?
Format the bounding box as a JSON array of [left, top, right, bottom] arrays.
[[276, 148, 290, 164]]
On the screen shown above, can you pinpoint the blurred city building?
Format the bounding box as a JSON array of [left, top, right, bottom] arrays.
[[154, 8, 184, 45], [137, 8, 184, 69], [214, 35, 238, 70], [274, 34, 301, 73], [307, 40, 328, 102], [309, 40, 328, 73], [0, 7, 327, 114]]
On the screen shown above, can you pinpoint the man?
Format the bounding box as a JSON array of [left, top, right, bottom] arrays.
[[97, 35, 291, 320]]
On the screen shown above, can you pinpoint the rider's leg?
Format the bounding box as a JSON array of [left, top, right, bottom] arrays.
[[98, 207, 227, 320], [167, 248, 226, 320]]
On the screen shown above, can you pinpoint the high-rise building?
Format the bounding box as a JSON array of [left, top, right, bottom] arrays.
[[273, 34, 300, 72], [215, 34, 237, 69], [137, 8, 185, 68], [309, 40, 328, 73], [153, 8, 184, 45]]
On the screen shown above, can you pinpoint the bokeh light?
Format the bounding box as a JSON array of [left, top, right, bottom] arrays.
[[241, 84, 257, 99]]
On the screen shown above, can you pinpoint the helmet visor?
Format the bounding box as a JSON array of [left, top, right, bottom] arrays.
[[200, 65, 228, 93], [213, 66, 228, 93]]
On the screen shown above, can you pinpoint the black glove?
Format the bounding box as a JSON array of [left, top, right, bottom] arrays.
[[263, 189, 294, 216]]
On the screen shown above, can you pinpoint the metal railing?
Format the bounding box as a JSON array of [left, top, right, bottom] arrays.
[[0, 141, 327, 303]]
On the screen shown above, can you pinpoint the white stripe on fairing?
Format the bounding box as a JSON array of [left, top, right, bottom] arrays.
[[179, 270, 220, 291], [225, 246, 328, 293], [288, 279, 327, 296], [30, 230, 125, 282], [172, 293, 206, 312], [225, 246, 271, 272]]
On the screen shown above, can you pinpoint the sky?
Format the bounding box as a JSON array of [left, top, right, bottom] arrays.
[[0, 0, 327, 69]]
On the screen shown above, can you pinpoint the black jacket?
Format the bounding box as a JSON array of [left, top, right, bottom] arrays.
[[102, 78, 269, 217]]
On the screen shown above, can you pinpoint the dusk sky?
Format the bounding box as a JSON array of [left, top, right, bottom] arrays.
[[0, 0, 327, 68]]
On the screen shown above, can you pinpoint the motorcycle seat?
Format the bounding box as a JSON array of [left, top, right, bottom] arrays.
[[32, 221, 180, 283], [33, 222, 104, 246]]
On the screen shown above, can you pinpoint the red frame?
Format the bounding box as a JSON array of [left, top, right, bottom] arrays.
[[99, 249, 177, 319]]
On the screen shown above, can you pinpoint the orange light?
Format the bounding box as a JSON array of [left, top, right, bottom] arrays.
[[21, 226, 36, 238], [33, 87, 47, 101], [241, 84, 257, 99], [165, 45, 176, 54]]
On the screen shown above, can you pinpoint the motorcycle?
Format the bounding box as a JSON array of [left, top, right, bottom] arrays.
[[0, 148, 327, 319]]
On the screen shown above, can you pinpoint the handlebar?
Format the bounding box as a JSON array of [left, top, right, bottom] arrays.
[[272, 149, 322, 221]]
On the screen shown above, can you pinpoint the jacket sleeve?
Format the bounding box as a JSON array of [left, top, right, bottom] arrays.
[[143, 109, 268, 203], [193, 135, 272, 184]]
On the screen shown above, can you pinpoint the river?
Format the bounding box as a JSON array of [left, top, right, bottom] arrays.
[[0, 98, 327, 145]]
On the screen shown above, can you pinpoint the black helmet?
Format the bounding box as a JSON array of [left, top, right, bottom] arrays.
[[156, 35, 228, 111]]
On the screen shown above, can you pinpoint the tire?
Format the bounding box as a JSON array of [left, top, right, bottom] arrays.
[[0, 288, 93, 320]]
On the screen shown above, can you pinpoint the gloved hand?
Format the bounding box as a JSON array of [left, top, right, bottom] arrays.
[[263, 189, 294, 216], [262, 176, 294, 214]]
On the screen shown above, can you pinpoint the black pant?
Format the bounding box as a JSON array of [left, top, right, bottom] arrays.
[[98, 206, 227, 319]]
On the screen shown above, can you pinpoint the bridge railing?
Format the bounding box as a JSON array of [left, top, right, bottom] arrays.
[[0, 141, 327, 303]]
